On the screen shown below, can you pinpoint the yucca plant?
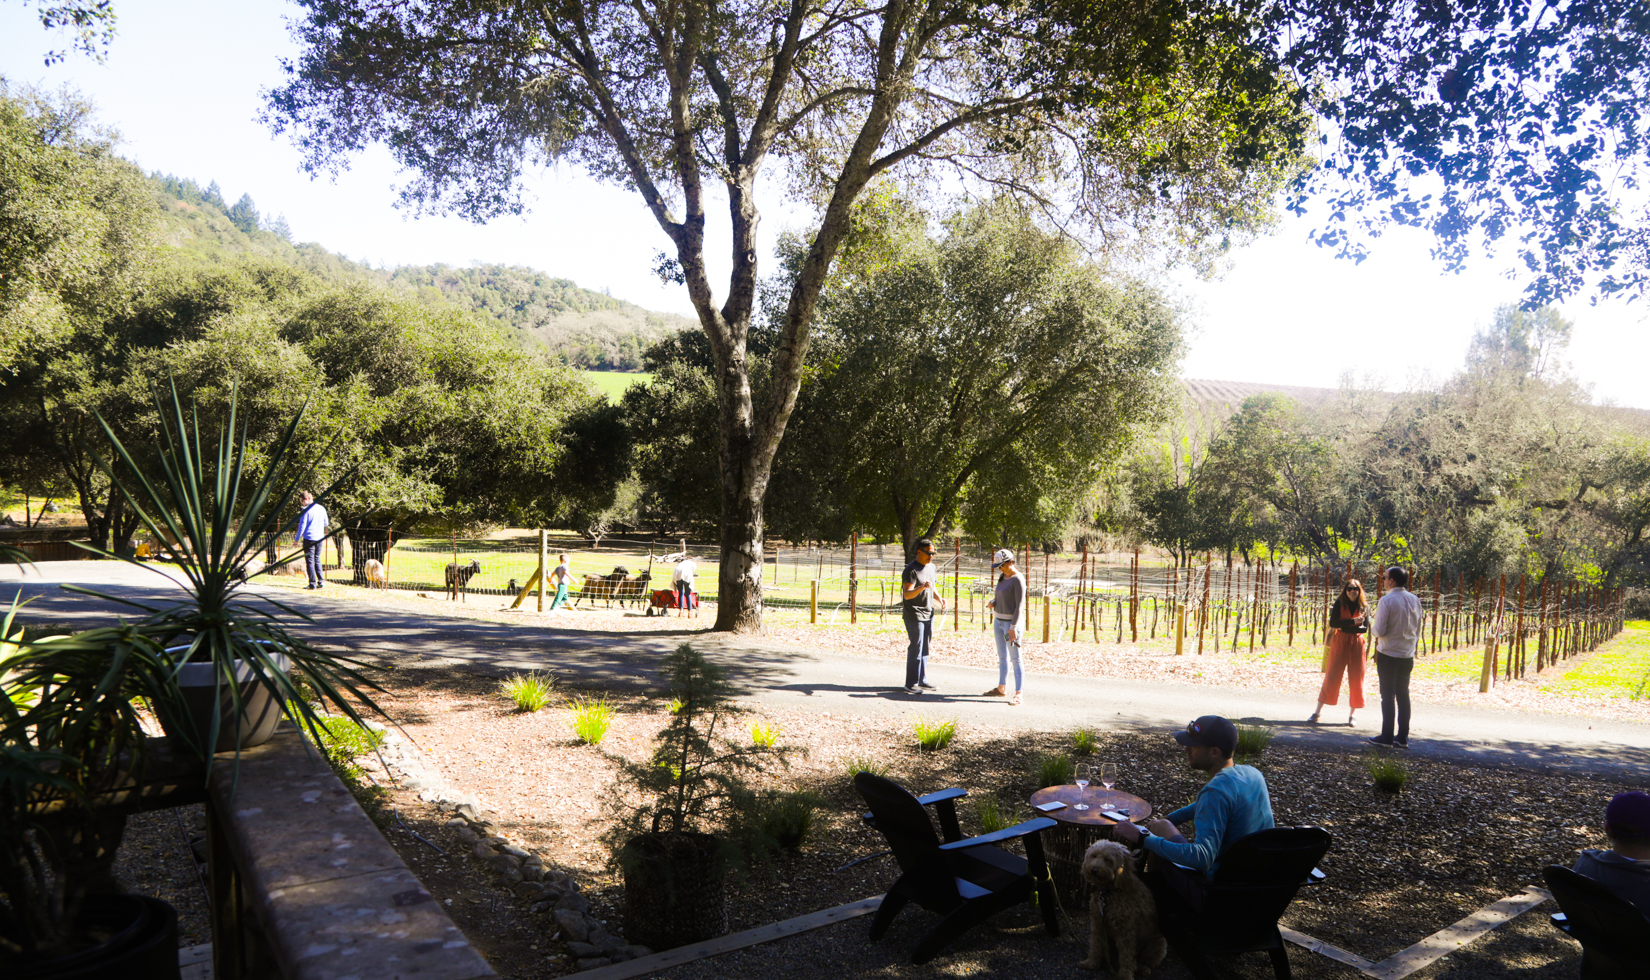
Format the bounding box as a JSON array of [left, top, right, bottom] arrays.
[[71, 380, 385, 763]]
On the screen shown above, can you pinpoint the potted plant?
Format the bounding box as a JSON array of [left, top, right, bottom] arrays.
[[607, 644, 789, 950], [1, 605, 185, 976], [77, 380, 385, 761]]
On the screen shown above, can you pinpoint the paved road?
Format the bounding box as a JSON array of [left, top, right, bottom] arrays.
[[9, 561, 1648, 780]]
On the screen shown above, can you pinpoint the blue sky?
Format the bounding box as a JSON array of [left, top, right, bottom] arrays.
[[3, 0, 1645, 405]]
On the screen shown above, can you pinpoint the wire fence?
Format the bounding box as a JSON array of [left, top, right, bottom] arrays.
[[203, 528, 1626, 677]]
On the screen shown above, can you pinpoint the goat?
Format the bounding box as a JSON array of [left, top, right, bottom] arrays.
[[445, 559, 482, 597], [364, 558, 389, 590], [576, 566, 634, 608], [614, 571, 652, 608]]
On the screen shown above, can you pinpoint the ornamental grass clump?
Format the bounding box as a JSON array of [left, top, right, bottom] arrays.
[[745, 790, 823, 852], [1235, 724, 1276, 763], [844, 757, 887, 778], [750, 721, 781, 747], [1035, 751, 1074, 788], [500, 671, 558, 712], [1365, 751, 1409, 793], [1072, 727, 1099, 756], [570, 695, 616, 745], [974, 793, 1018, 834], [913, 716, 957, 751]]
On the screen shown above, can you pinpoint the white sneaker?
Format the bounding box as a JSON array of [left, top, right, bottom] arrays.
[[905, 684, 923, 694]]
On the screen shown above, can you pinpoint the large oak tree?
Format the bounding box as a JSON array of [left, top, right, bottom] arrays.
[[265, 0, 1308, 630]]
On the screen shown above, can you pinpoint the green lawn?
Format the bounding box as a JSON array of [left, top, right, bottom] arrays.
[[581, 370, 653, 402], [1541, 619, 1650, 701]]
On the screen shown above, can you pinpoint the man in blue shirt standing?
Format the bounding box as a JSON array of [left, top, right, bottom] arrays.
[[294, 490, 329, 590], [1112, 715, 1274, 906]]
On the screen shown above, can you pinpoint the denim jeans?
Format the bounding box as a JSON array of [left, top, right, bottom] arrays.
[[1376, 653, 1414, 741], [903, 613, 932, 688], [302, 538, 325, 588], [993, 618, 1023, 691]]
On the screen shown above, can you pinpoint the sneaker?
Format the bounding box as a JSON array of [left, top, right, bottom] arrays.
[[918, 682, 939, 691], [1394, 737, 1410, 748], [1367, 735, 1394, 746], [904, 684, 923, 694]]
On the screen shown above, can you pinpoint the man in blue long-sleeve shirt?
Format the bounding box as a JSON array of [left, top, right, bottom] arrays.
[[1112, 715, 1274, 887], [294, 490, 328, 590]]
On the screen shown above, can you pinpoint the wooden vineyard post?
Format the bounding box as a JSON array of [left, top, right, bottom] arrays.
[[1479, 574, 1505, 693], [810, 580, 818, 623], [1197, 552, 1211, 655], [953, 537, 961, 632], [1249, 563, 1259, 654], [1431, 569, 1441, 656], [537, 529, 547, 612], [1043, 547, 1050, 641], [1454, 573, 1464, 649], [1073, 545, 1088, 643], [1130, 548, 1139, 643], [852, 535, 868, 623], [1513, 575, 1526, 678], [1175, 604, 1186, 655], [1288, 562, 1298, 646]]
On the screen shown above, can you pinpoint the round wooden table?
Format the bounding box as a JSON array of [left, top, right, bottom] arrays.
[[1027, 786, 1152, 911]]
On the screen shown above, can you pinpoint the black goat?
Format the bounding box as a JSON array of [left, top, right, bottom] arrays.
[[445, 559, 482, 597]]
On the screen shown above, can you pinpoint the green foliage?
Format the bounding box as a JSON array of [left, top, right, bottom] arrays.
[[1365, 751, 1409, 793], [974, 793, 1020, 834], [1072, 728, 1099, 756], [313, 715, 390, 825], [750, 721, 781, 748], [569, 695, 616, 745], [500, 671, 559, 713], [666, 697, 685, 715], [1234, 725, 1276, 763], [606, 645, 790, 856], [843, 757, 887, 779], [742, 790, 822, 853], [913, 716, 958, 752], [1035, 752, 1075, 788]]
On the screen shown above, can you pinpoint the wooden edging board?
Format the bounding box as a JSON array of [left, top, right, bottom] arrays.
[[573, 896, 884, 980], [1360, 886, 1553, 980]]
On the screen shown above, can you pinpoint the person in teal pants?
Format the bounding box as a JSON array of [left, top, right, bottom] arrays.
[[548, 554, 571, 611]]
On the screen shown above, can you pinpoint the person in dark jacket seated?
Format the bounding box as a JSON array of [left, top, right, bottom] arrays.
[[1573, 791, 1650, 919], [1112, 716, 1274, 908]]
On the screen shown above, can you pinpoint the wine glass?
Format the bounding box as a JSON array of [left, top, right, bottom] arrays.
[[1100, 762, 1117, 792], [1073, 766, 1090, 810]]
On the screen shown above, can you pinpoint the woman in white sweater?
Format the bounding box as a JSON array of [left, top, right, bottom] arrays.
[[984, 549, 1028, 705]]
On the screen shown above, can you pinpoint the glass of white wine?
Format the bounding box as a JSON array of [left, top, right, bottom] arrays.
[[1073, 766, 1090, 810], [1100, 762, 1118, 792]]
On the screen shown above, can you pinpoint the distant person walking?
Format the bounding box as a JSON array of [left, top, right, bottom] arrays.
[[1310, 579, 1368, 725], [1369, 566, 1424, 747], [549, 553, 572, 611], [672, 554, 697, 618], [294, 490, 328, 590], [900, 538, 947, 694], [984, 549, 1027, 705]]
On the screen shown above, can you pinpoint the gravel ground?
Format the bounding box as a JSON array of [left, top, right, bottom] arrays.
[[323, 666, 1633, 979], [108, 803, 211, 949]]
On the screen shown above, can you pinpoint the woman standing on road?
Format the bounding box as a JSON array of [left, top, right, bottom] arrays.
[[1310, 579, 1368, 724], [984, 549, 1027, 706]]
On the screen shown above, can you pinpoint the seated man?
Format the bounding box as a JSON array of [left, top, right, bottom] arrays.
[[1112, 715, 1274, 879], [1573, 791, 1650, 918]]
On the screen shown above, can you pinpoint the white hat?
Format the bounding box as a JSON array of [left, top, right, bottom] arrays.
[[991, 548, 1015, 568]]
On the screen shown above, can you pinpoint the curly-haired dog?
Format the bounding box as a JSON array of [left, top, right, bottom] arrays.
[[1078, 840, 1166, 979]]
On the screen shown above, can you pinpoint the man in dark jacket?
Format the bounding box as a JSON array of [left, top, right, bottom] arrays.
[[1574, 791, 1650, 919]]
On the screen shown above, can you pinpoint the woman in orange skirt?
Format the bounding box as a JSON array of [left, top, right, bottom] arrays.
[[1310, 579, 1367, 725]]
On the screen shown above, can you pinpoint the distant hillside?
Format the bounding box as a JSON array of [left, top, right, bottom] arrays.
[[1183, 378, 1340, 412], [149, 173, 690, 370]]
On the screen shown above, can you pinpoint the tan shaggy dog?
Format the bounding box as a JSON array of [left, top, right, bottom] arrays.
[[1078, 840, 1167, 979], [363, 558, 389, 590]]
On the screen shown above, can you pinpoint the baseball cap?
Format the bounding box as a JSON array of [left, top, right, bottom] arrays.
[[1605, 791, 1650, 835], [991, 548, 1015, 569], [1172, 715, 1239, 756]]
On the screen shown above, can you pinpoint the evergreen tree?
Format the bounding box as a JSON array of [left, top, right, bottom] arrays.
[[227, 193, 260, 234], [269, 213, 292, 241], [202, 180, 226, 211]]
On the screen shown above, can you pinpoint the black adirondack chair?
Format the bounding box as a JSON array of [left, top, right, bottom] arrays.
[[1151, 826, 1331, 980], [854, 772, 1059, 963], [1543, 865, 1650, 979]]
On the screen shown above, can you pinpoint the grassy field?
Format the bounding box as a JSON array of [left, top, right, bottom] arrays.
[[1541, 619, 1650, 700], [580, 370, 653, 402]]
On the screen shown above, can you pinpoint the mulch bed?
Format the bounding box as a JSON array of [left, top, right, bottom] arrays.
[[332, 665, 1634, 979]]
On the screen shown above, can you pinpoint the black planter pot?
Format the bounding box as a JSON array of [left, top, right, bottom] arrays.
[[621, 831, 729, 950], [10, 894, 180, 980]]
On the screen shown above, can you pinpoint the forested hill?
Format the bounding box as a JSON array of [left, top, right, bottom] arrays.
[[150, 173, 690, 370]]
